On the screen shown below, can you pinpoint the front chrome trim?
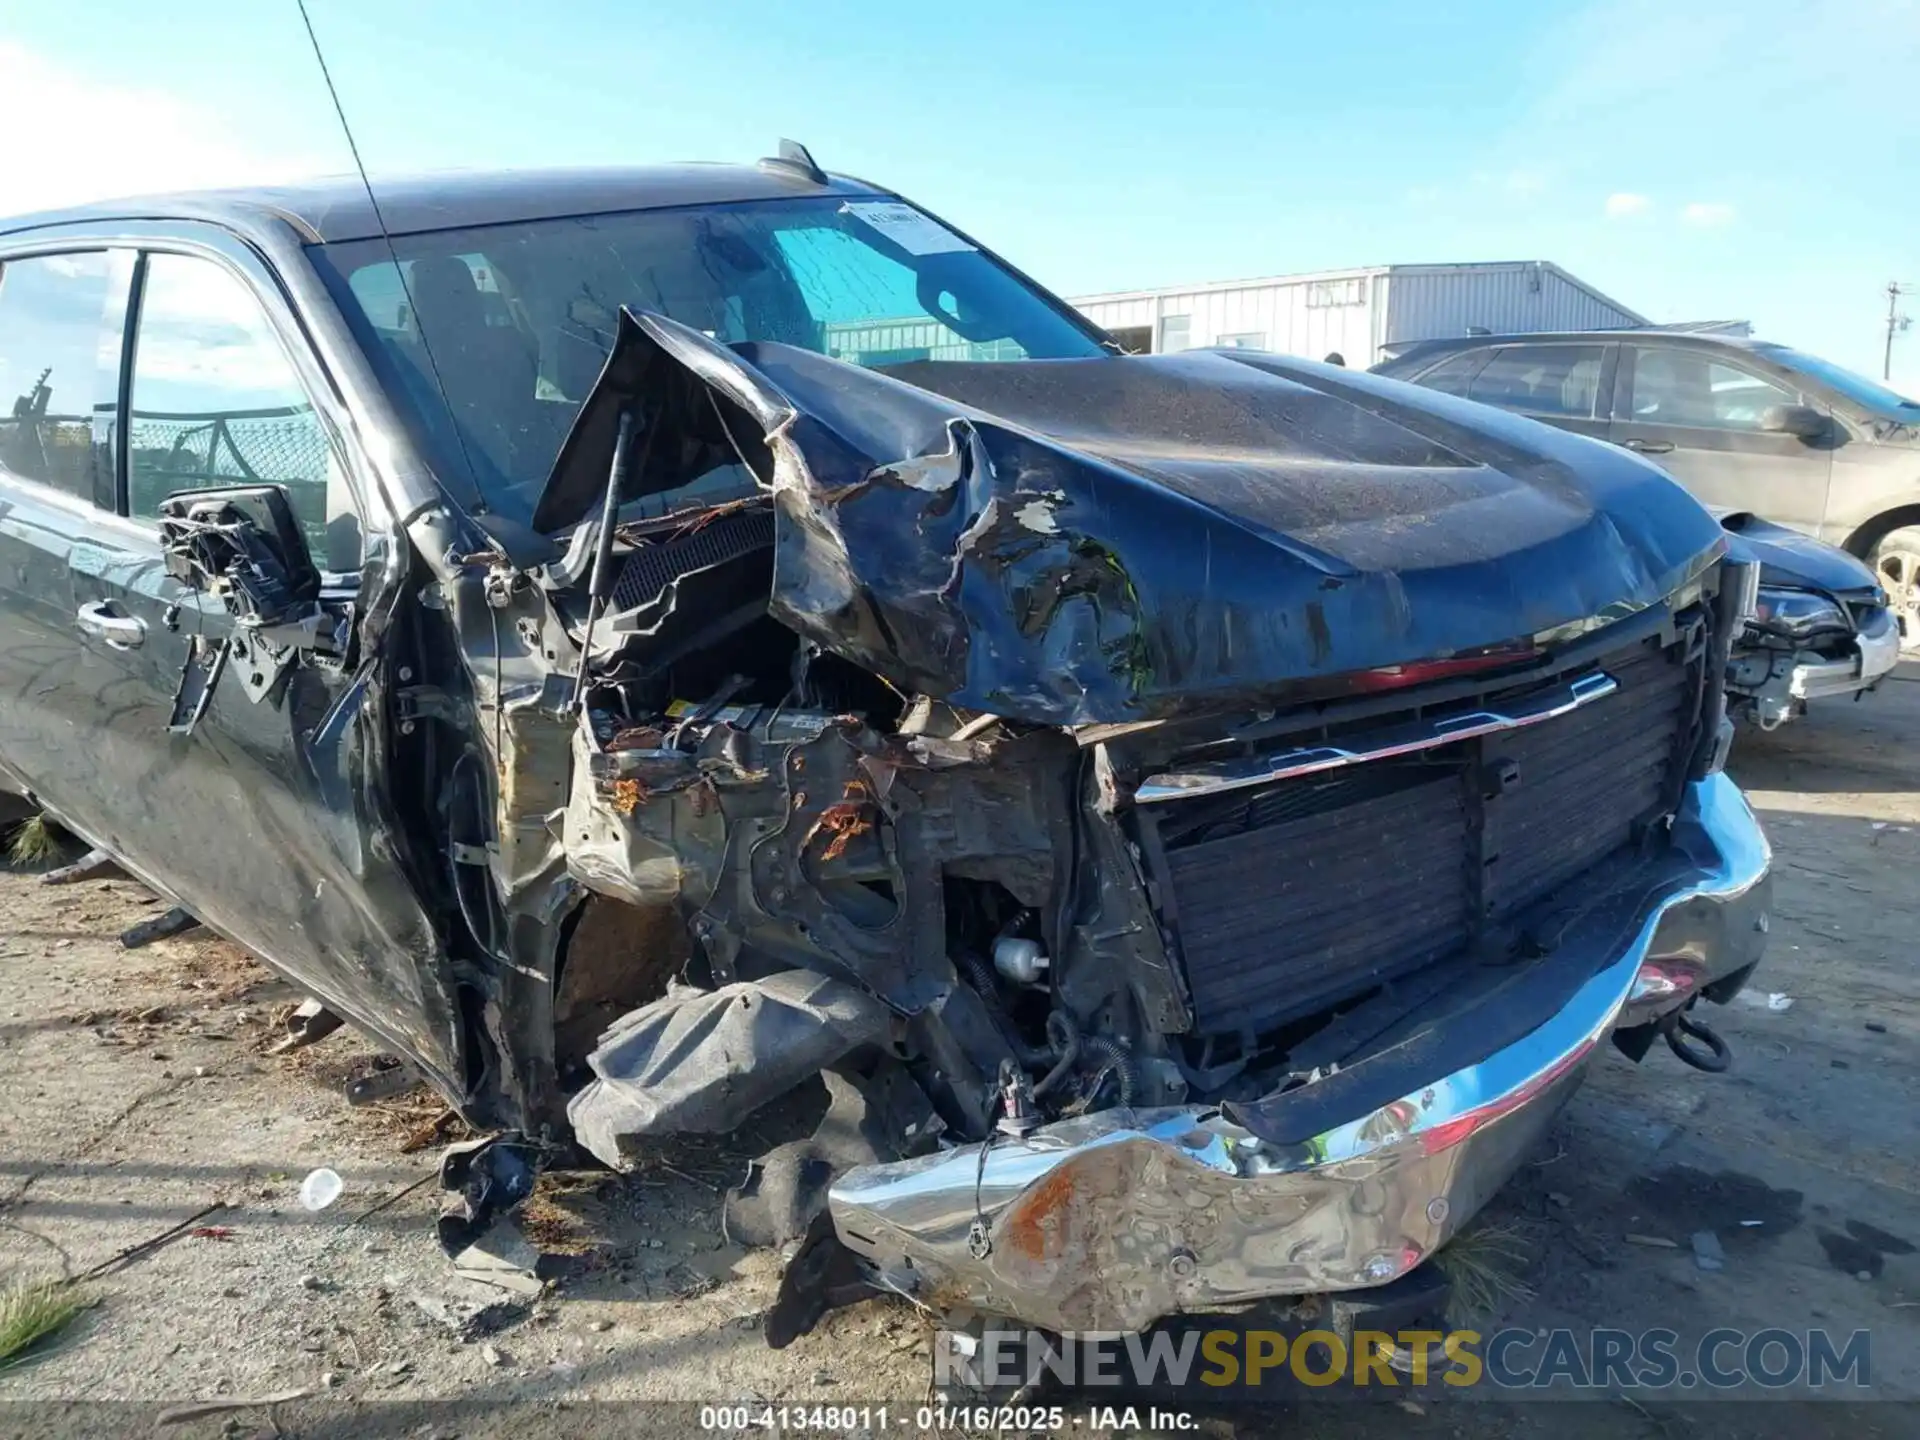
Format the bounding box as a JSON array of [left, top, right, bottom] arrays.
[[1135, 669, 1618, 804], [829, 774, 1771, 1333]]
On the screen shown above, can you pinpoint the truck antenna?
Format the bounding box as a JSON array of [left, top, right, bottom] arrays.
[[294, 0, 482, 503]]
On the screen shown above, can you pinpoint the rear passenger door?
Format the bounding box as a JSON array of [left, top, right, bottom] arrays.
[[1608, 344, 1832, 531]]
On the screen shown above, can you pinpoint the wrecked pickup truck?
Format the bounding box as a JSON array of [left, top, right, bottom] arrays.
[[0, 152, 1770, 1343]]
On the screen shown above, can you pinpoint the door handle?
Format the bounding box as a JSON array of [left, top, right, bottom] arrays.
[[1623, 437, 1674, 455], [75, 601, 147, 651]]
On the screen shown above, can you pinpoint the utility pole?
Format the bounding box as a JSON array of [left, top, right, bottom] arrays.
[[1888, 281, 1913, 381]]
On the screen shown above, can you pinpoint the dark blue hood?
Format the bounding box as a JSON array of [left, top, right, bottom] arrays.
[[536, 311, 1728, 725]]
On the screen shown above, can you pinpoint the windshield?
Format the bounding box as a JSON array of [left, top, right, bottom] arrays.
[[311, 195, 1108, 523], [1754, 343, 1920, 416]]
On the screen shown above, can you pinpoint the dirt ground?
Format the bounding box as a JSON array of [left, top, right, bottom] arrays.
[[2, 670, 1919, 1438]]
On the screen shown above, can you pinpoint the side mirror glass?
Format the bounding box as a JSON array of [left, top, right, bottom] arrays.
[[1760, 403, 1828, 440]]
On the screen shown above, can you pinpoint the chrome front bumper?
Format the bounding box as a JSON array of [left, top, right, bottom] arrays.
[[829, 774, 1772, 1334]]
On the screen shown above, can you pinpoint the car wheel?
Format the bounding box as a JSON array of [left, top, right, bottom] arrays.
[[1869, 526, 1920, 653]]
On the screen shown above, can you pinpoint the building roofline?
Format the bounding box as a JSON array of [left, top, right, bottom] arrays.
[[1072, 260, 1649, 326], [1071, 264, 1389, 306]]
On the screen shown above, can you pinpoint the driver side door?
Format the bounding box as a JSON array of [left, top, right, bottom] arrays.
[[69, 238, 465, 1096]]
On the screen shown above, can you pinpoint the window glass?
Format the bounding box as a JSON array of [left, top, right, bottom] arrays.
[[1468, 345, 1606, 418], [129, 253, 359, 570], [1305, 278, 1365, 307], [1158, 314, 1192, 353], [1411, 348, 1490, 396], [1629, 348, 1798, 430], [311, 196, 1104, 525], [1753, 342, 1919, 416], [0, 251, 132, 506]]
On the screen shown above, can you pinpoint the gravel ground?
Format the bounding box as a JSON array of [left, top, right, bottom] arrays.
[[1, 670, 1918, 1438]]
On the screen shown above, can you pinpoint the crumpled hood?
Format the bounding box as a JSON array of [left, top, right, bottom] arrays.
[[1711, 508, 1881, 599], [536, 311, 1724, 725]]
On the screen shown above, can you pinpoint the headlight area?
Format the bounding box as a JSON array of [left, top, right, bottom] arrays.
[[1728, 586, 1894, 731], [1746, 586, 1853, 645]]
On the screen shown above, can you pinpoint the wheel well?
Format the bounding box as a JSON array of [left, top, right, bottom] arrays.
[[1843, 506, 1920, 559]]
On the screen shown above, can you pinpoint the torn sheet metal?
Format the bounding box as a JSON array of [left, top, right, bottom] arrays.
[[534, 308, 1726, 725], [567, 970, 896, 1169]]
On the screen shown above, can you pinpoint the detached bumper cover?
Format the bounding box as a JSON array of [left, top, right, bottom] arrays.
[[827, 774, 1770, 1334]]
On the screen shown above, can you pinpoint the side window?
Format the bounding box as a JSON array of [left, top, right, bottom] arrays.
[[1410, 349, 1491, 396], [129, 253, 361, 570], [1468, 345, 1606, 419], [0, 251, 133, 508], [1629, 348, 1798, 431]]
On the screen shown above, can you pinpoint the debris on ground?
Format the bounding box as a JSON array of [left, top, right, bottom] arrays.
[[405, 1289, 533, 1343], [120, 905, 205, 950], [299, 1168, 344, 1212], [451, 1219, 545, 1299], [39, 847, 123, 887]]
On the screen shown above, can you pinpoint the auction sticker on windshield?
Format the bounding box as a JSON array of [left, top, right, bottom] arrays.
[[842, 201, 975, 255]]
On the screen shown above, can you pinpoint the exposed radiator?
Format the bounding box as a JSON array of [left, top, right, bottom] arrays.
[[1151, 636, 1695, 1037]]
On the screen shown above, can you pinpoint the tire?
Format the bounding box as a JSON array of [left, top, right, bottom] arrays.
[[1868, 525, 1920, 654]]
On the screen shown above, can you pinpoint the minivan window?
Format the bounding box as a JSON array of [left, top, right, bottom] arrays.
[[1629, 348, 1798, 430], [129, 253, 360, 570], [0, 251, 133, 508], [311, 196, 1108, 525], [1468, 345, 1606, 419]]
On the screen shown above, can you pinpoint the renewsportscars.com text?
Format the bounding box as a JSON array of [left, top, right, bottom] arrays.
[[936, 1325, 1872, 1394]]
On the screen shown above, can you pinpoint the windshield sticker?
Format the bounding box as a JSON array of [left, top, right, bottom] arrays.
[[842, 201, 975, 256]]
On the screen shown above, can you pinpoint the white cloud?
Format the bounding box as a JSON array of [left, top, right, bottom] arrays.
[[1680, 201, 1737, 228], [1604, 192, 1651, 218], [0, 41, 326, 215]]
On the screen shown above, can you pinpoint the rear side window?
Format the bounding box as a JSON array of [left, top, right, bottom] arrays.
[[129, 253, 360, 570], [1468, 345, 1607, 419], [0, 251, 133, 507], [1410, 349, 1490, 396]]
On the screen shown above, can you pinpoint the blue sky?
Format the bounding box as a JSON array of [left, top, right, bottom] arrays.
[[2, 0, 1915, 390]]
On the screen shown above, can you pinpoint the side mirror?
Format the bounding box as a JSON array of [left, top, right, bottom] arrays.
[[158, 484, 321, 628], [1760, 403, 1828, 440]]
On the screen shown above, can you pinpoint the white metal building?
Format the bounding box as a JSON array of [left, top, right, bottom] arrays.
[[1071, 261, 1647, 365]]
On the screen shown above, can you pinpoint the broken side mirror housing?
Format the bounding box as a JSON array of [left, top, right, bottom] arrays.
[[1759, 403, 1828, 440], [159, 484, 321, 628]]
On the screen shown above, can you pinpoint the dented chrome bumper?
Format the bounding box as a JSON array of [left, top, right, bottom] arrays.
[[827, 774, 1771, 1334]]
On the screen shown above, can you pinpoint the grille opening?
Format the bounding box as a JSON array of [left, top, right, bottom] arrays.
[[1145, 631, 1697, 1044]]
